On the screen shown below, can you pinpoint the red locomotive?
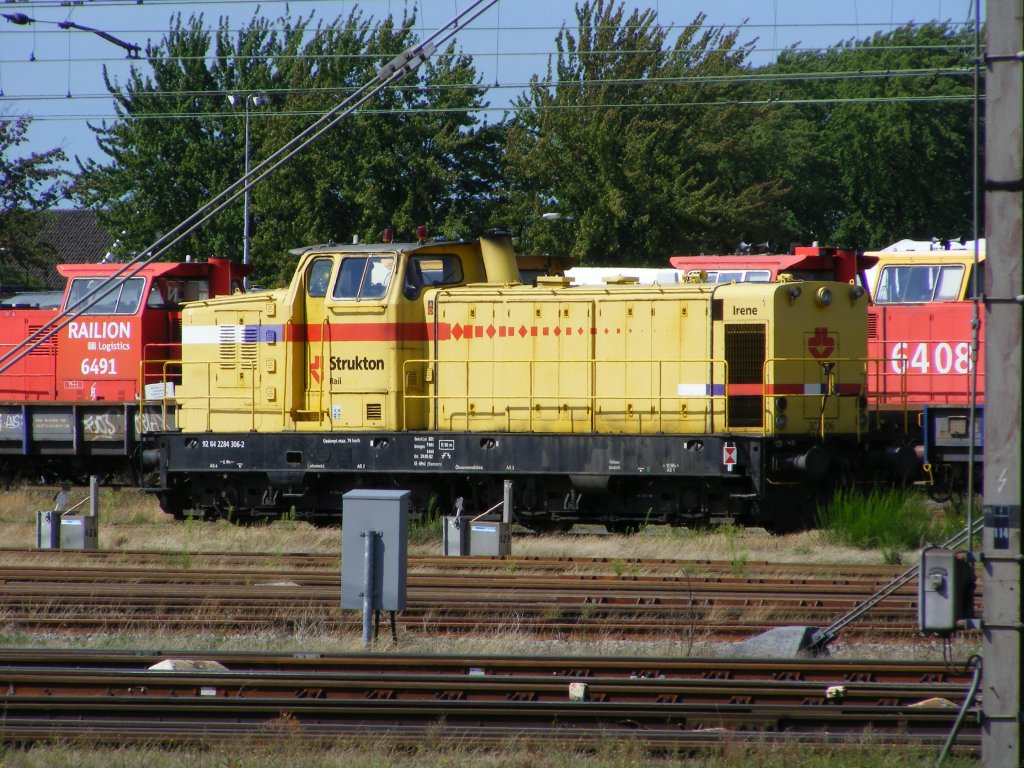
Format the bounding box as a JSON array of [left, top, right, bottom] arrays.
[[0, 258, 248, 484]]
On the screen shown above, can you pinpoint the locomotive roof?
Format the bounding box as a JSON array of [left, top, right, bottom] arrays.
[[56, 260, 234, 279], [669, 247, 879, 273], [289, 241, 473, 257]]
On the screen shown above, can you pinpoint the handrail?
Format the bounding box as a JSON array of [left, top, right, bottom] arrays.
[[401, 356, 728, 433]]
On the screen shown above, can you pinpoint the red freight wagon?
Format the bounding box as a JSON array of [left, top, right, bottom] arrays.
[[0, 257, 248, 484]]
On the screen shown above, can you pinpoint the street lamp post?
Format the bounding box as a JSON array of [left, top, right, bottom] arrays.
[[227, 93, 267, 285], [2, 13, 141, 57]]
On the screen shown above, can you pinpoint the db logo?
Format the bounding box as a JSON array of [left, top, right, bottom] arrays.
[[807, 327, 835, 359]]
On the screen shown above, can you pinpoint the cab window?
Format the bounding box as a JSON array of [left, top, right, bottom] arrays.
[[147, 277, 210, 309], [404, 254, 464, 299], [875, 264, 965, 304], [333, 256, 395, 301], [695, 269, 772, 284], [307, 258, 333, 298], [66, 277, 144, 315]]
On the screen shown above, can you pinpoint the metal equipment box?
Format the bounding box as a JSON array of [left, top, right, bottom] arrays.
[[60, 515, 98, 550], [443, 516, 468, 556], [36, 511, 61, 549], [469, 521, 511, 556], [341, 489, 408, 611], [918, 546, 974, 635]]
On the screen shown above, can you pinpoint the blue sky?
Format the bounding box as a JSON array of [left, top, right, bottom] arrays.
[[1, 0, 980, 168]]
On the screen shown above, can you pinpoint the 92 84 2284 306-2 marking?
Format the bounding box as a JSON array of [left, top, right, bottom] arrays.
[[200, 440, 246, 449]]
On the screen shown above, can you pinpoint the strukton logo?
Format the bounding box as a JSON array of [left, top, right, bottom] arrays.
[[330, 356, 384, 371]]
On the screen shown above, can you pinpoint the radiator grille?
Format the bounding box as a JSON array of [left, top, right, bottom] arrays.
[[724, 324, 765, 428], [365, 403, 383, 421], [28, 325, 56, 355]]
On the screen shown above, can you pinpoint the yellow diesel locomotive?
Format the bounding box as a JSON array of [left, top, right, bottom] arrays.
[[142, 232, 869, 531]]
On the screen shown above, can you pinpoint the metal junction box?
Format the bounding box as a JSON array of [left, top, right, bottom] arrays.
[[443, 516, 468, 556], [468, 521, 511, 557], [60, 515, 98, 550], [36, 511, 61, 549], [918, 546, 975, 636], [341, 489, 408, 611]]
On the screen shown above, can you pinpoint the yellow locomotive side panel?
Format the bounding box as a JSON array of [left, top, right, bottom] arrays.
[[432, 290, 595, 433], [591, 291, 717, 433], [431, 283, 747, 436], [178, 293, 291, 433]]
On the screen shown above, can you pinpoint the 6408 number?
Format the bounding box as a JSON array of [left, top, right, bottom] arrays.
[[889, 342, 972, 375]]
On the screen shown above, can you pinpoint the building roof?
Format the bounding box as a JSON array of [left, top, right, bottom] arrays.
[[30, 210, 116, 290]]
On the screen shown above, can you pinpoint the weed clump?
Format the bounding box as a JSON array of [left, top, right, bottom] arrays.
[[817, 487, 962, 552]]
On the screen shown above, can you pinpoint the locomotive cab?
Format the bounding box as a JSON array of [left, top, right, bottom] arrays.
[[175, 232, 519, 434]]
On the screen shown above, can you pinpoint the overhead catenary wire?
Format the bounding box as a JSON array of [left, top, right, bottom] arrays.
[[0, 64, 977, 104], [0, 39, 980, 68], [0, 0, 500, 376], [2, 93, 979, 124]]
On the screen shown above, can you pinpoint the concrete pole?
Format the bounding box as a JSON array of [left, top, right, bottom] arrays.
[[982, 1, 1023, 764]]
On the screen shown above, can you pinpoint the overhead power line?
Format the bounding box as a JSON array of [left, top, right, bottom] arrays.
[[0, 65, 974, 104], [6, 92, 977, 123]]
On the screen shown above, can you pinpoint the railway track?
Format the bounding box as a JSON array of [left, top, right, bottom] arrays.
[[0, 549, 981, 639], [0, 650, 980, 752]]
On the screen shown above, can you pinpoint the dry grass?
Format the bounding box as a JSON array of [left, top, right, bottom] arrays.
[[0, 487, 908, 566], [0, 740, 979, 768]]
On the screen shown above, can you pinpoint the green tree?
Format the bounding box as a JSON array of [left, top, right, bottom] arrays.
[[767, 22, 977, 248], [0, 114, 68, 285], [502, 1, 788, 265], [73, 9, 499, 287]]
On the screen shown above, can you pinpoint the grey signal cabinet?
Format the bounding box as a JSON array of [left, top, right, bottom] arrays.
[[341, 489, 408, 611]]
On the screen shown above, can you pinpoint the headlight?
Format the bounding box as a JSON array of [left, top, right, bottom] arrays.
[[775, 414, 788, 430], [815, 287, 833, 306]]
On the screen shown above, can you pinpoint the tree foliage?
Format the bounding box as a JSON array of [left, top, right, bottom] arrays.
[[0, 115, 67, 285], [504, 6, 977, 260], [70, 4, 979, 274], [766, 22, 977, 249], [502, 1, 790, 265], [73, 9, 499, 286]]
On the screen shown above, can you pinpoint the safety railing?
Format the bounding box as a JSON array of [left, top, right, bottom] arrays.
[[140, 358, 271, 433], [763, 355, 868, 440], [401, 356, 730, 433]]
